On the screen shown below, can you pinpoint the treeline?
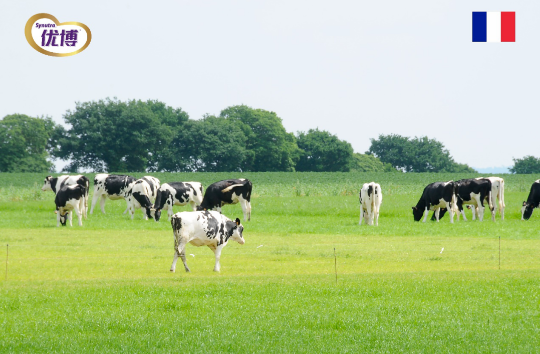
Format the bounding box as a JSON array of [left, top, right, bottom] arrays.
[[2, 98, 532, 173]]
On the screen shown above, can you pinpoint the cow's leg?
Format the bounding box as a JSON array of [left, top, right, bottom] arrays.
[[422, 207, 429, 222], [90, 191, 100, 215], [374, 205, 379, 226], [168, 204, 174, 221], [57, 211, 61, 227], [74, 204, 83, 226], [460, 208, 468, 221], [189, 200, 197, 211], [83, 196, 88, 219], [247, 201, 252, 221], [209, 244, 224, 272], [240, 199, 249, 221], [359, 206, 363, 225], [99, 195, 107, 214], [434, 208, 440, 222], [171, 237, 189, 273], [68, 211, 73, 227], [130, 201, 135, 220], [365, 203, 373, 225]]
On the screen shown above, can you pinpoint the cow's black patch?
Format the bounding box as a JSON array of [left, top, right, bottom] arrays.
[[204, 211, 220, 239], [101, 175, 135, 196]]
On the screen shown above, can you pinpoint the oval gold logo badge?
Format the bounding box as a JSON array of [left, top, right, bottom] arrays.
[[25, 13, 92, 57]]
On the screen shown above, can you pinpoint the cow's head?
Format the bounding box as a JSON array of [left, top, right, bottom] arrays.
[[412, 206, 423, 221], [150, 207, 161, 222], [42, 176, 53, 191], [229, 218, 245, 245], [522, 201, 534, 220], [59, 211, 69, 226]]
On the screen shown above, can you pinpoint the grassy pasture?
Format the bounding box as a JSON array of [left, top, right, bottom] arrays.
[[1, 172, 540, 353]]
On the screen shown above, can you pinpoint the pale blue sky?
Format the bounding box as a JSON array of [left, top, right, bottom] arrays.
[[1, 0, 538, 170]]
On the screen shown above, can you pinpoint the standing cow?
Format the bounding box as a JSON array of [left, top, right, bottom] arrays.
[[454, 178, 494, 221], [470, 177, 505, 220], [522, 179, 540, 220], [197, 179, 252, 221], [359, 182, 382, 226], [412, 181, 456, 223], [124, 176, 161, 220], [90, 174, 136, 214], [151, 182, 204, 222], [170, 211, 245, 273], [55, 184, 86, 227], [42, 175, 89, 218]]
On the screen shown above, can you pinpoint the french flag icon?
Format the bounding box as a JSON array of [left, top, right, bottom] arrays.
[[472, 12, 515, 42]]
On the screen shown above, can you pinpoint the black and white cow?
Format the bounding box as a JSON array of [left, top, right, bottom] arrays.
[[42, 175, 89, 218], [454, 178, 494, 221], [359, 182, 382, 226], [55, 184, 86, 227], [151, 182, 204, 222], [412, 181, 456, 223], [197, 179, 252, 221], [470, 177, 505, 220], [124, 176, 161, 220], [170, 210, 245, 273], [90, 174, 136, 214], [522, 179, 540, 220]]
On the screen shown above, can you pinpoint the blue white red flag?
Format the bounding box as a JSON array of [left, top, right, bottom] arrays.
[[472, 12, 515, 42]]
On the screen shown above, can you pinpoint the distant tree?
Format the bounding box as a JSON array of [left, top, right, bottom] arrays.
[[220, 105, 301, 171], [55, 98, 189, 172], [368, 134, 476, 173], [510, 156, 540, 174], [295, 129, 353, 172], [0, 114, 58, 172], [351, 153, 398, 172], [158, 116, 249, 172]]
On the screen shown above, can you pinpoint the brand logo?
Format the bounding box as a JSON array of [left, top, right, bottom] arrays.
[[25, 13, 92, 57]]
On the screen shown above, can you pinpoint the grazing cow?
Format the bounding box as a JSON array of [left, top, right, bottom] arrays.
[[90, 174, 136, 214], [197, 179, 252, 221], [151, 182, 204, 222], [55, 184, 86, 227], [124, 176, 161, 220], [42, 175, 89, 218], [522, 179, 540, 220], [170, 211, 245, 273], [359, 182, 382, 226], [469, 177, 505, 220], [412, 181, 456, 223], [454, 178, 494, 221]]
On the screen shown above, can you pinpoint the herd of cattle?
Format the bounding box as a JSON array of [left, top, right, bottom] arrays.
[[358, 177, 540, 224], [41, 174, 539, 271]]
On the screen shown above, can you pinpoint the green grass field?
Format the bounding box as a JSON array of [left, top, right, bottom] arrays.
[[1, 172, 539, 353]]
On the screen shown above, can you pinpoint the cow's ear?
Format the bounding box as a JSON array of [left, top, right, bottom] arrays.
[[412, 207, 416, 210], [235, 218, 241, 226], [523, 201, 527, 206]]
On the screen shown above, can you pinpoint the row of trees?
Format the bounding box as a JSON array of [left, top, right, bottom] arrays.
[[2, 98, 534, 173]]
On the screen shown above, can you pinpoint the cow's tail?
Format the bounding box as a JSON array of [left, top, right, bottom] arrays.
[[221, 184, 244, 193], [171, 215, 181, 230]]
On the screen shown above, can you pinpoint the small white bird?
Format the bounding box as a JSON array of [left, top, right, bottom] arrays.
[[257, 245, 264, 249], [189, 254, 195, 257], [440, 247, 444, 254]]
